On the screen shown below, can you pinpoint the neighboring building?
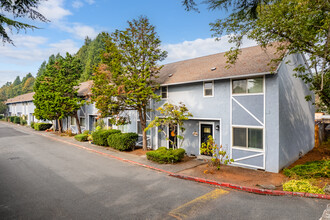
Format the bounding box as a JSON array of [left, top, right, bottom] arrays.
[[5, 92, 36, 125], [5, 45, 315, 173]]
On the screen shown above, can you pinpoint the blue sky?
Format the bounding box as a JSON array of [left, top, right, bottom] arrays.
[[0, 0, 257, 86]]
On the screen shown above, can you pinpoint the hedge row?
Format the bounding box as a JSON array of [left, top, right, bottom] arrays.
[[33, 123, 52, 131], [146, 147, 185, 164], [74, 133, 89, 142], [92, 129, 121, 146], [107, 132, 138, 151], [90, 129, 138, 151]]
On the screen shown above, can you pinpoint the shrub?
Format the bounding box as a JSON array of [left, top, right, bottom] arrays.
[[283, 160, 329, 178], [146, 147, 185, 164], [34, 123, 52, 131], [83, 130, 89, 135], [20, 117, 27, 125], [283, 179, 325, 194], [108, 132, 138, 151], [0, 115, 3, 119], [13, 116, 20, 124], [30, 122, 35, 129], [74, 134, 89, 142], [9, 116, 15, 122], [92, 129, 121, 146]]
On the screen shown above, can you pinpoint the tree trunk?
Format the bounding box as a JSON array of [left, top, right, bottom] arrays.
[[57, 119, 63, 133], [74, 112, 81, 134], [139, 110, 148, 151]]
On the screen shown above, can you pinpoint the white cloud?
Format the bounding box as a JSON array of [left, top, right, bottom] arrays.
[[57, 23, 98, 40], [85, 0, 95, 4], [162, 35, 258, 64], [72, 1, 84, 9], [37, 0, 71, 21], [0, 34, 80, 85]]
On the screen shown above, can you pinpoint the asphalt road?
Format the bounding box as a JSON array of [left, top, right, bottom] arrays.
[[0, 122, 328, 219]]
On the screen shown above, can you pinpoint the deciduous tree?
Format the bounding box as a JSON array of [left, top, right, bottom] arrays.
[[146, 102, 193, 149], [182, 0, 330, 112], [92, 16, 167, 150]]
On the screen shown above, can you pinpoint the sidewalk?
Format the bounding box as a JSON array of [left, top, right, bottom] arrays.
[[4, 122, 329, 200]]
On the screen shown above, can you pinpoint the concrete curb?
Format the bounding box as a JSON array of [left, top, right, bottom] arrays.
[[169, 173, 330, 200], [5, 122, 329, 200]]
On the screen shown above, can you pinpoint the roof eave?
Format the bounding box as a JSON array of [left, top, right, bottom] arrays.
[[160, 71, 275, 86]]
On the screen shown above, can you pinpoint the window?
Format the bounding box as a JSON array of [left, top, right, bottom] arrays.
[[70, 117, 76, 126], [161, 86, 168, 99], [233, 77, 263, 94], [204, 81, 213, 97], [80, 117, 86, 127], [233, 127, 263, 150]]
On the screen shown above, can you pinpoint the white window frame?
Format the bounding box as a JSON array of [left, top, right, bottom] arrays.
[[161, 86, 168, 99], [232, 126, 264, 151], [203, 81, 214, 97], [232, 77, 264, 95], [79, 117, 86, 128]]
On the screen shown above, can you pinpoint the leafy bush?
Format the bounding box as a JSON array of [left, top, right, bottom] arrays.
[[107, 132, 138, 151], [283, 160, 329, 178], [146, 147, 185, 164], [83, 130, 89, 135], [9, 116, 15, 122], [20, 117, 27, 125], [34, 123, 52, 131], [92, 129, 121, 146], [13, 116, 20, 124], [74, 134, 88, 142], [0, 115, 3, 119], [30, 122, 35, 129], [283, 179, 325, 194]]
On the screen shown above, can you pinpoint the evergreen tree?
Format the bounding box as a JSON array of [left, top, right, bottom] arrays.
[[33, 53, 84, 133]]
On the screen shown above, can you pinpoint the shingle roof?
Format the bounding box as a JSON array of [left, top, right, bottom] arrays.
[[157, 44, 281, 85], [6, 45, 281, 104], [5, 92, 35, 104], [77, 80, 93, 97]]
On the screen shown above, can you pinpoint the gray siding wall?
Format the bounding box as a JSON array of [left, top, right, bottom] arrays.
[[278, 53, 315, 170], [153, 80, 231, 153], [264, 74, 280, 172]]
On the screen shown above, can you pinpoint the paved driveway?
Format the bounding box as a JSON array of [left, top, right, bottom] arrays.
[[0, 122, 328, 219]]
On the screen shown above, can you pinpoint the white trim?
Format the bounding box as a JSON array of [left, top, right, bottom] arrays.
[[190, 117, 220, 121], [232, 97, 264, 126], [233, 153, 264, 162], [232, 146, 264, 153], [230, 78, 233, 160], [232, 93, 264, 97], [263, 75, 266, 169], [231, 124, 263, 129], [230, 75, 266, 170], [203, 80, 214, 98], [155, 126, 159, 150], [232, 162, 265, 170], [198, 121, 215, 155], [161, 72, 271, 86]]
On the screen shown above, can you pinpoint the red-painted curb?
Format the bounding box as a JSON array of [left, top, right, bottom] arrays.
[[169, 173, 330, 200], [6, 123, 329, 201]]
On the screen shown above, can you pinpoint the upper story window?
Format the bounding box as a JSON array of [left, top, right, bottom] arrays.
[[161, 86, 168, 99], [232, 77, 263, 94], [203, 81, 214, 97]]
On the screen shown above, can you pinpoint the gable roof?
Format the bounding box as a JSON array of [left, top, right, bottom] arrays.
[[77, 80, 93, 97], [157, 44, 281, 85], [5, 92, 35, 104]]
